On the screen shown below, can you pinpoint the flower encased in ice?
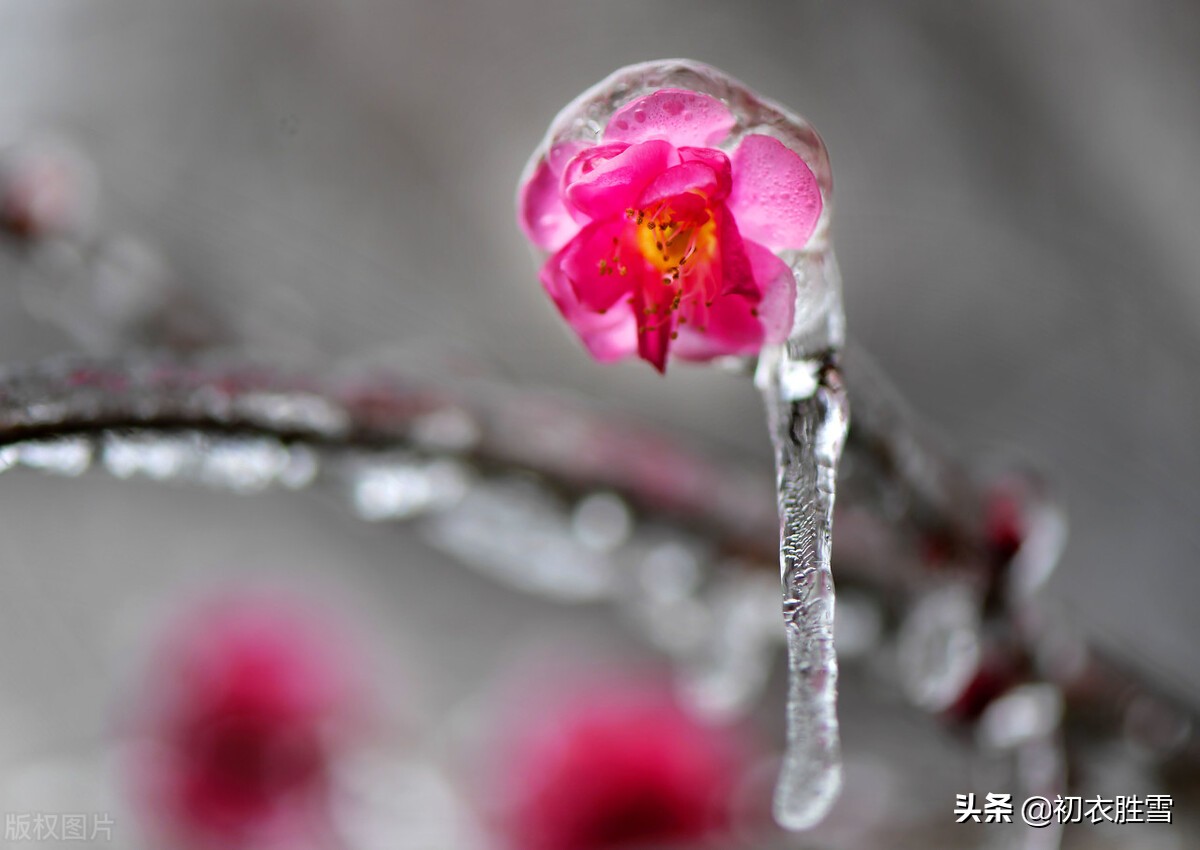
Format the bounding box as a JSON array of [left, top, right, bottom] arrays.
[[519, 79, 823, 372]]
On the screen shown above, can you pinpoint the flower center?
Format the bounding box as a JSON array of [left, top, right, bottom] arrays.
[[626, 194, 716, 284]]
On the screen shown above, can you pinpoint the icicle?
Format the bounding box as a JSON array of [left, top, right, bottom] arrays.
[[757, 348, 849, 830]]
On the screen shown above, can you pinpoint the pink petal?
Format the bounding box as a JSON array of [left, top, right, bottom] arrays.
[[745, 238, 795, 344], [671, 236, 794, 360], [559, 141, 630, 186], [519, 141, 590, 252], [564, 140, 678, 221], [727, 134, 822, 251], [578, 311, 639, 362], [558, 220, 639, 312], [541, 247, 639, 363], [633, 283, 677, 373], [678, 146, 732, 197], [672, 290, 764, 361], [605, 89, 736, 148], [715, 204, 757, 298], [638, 159, 727, 208]]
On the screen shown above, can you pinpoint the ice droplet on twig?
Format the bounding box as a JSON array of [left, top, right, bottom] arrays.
[[10, 437, 92, 476], [347, 454, 470, 521]]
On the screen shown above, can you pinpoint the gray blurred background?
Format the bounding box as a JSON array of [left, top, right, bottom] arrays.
[[0, 1, 1197, 847]]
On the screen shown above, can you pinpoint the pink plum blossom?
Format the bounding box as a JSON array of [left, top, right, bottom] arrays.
[[493, 678, 751, 850], [125, 590, 369, 850], [520, 89, 822, 372]]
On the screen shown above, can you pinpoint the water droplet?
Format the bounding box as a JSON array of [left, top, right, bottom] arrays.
[[278, 445, 320, 490], [350, 456, 468, 521], [637, 539, 702, 602], [103, 432, 202, 481], [618, 535, 711, 655], [425, 478, 615, 601], [897, 585, 982, 711], [681, 573, 781, 720], [197, 438, 296, 493], [235, 392, 350, 437], [13, 438, 92, 476], [979, 684, 1063, 751], [571, 492, 631, 552]]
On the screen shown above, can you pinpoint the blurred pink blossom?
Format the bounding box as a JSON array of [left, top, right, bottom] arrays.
[[493, 677, 751, 850], [125, 589, 369, 850]]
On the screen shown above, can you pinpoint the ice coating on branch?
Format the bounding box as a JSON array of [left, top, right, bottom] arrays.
[[519, 59, 842, 371]]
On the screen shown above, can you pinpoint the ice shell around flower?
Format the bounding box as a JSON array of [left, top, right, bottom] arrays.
[[518, 67, 826, 372], [606, 89, 736, 148]]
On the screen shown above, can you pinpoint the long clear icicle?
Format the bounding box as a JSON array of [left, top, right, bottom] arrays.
[[758, 349, 849, 830]]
